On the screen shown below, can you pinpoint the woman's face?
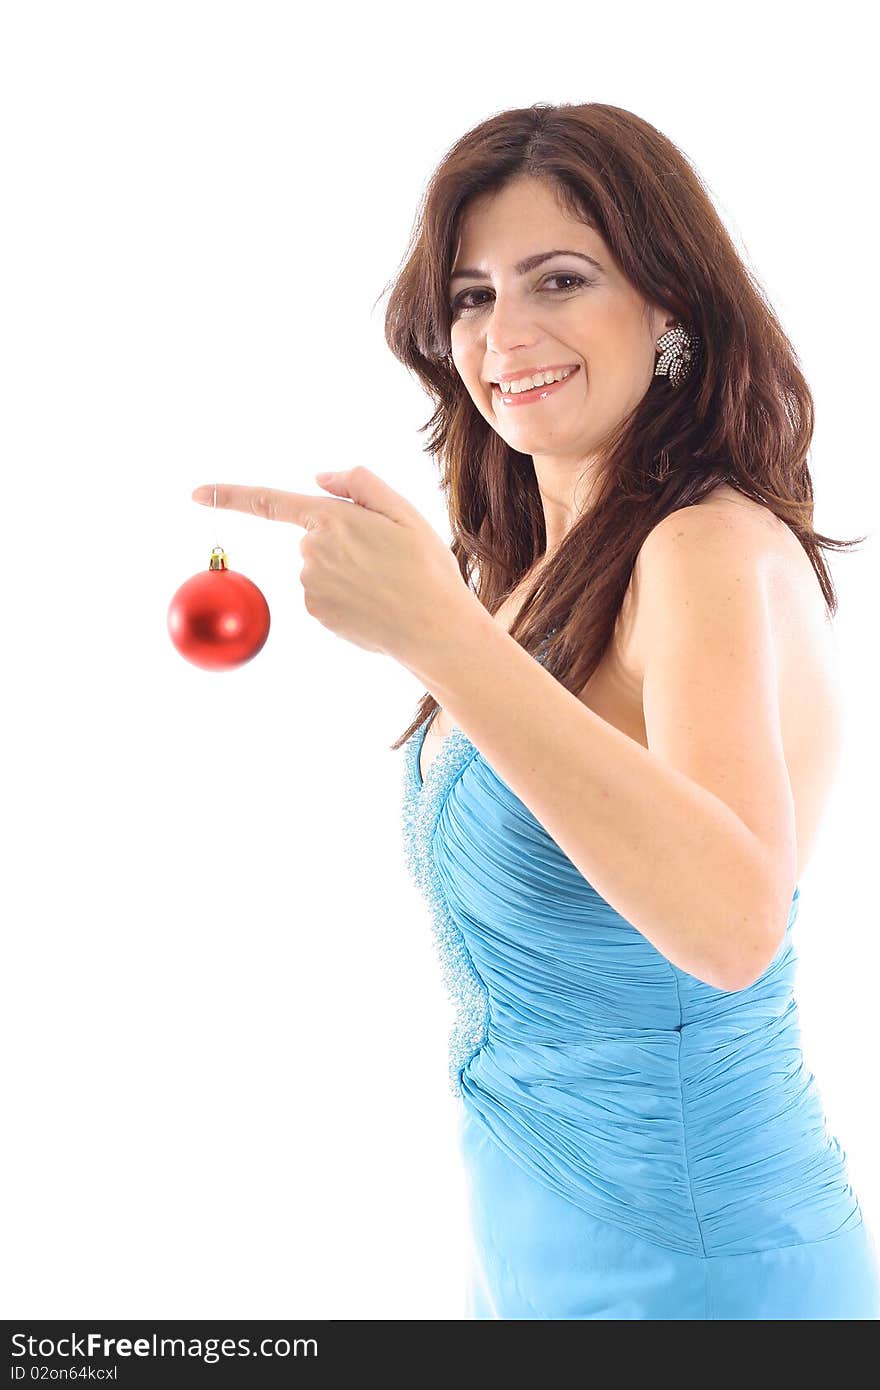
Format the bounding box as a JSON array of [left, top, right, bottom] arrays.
[[448, 176, 673, 469]]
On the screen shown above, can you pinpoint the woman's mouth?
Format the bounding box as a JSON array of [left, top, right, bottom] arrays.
[[492, 365, 581, 407]]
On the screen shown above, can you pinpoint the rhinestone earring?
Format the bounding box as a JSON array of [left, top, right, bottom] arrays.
[[653, 448, 672, 481], [654, 324, 701, 388]]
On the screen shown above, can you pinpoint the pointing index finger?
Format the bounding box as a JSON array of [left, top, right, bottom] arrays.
[[191, 484, 325, 529]]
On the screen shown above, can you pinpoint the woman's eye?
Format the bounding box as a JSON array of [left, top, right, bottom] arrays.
[[451, 272, 590, 315]]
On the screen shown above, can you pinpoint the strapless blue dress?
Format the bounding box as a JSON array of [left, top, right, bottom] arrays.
[[400, 696, 880, 1320]]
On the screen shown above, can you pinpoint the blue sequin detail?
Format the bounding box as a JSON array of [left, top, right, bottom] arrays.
[[400, 721, 488, 1096], [398, 629, 557, 1095]]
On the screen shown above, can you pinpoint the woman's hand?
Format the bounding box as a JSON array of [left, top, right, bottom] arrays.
[[191, 465, 473, 664]]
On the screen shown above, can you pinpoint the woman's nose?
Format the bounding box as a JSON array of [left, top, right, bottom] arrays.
[[485, 297, 542, 352]]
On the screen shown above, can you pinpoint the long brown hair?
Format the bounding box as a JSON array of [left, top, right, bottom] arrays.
[[378, 101, 867, 753]]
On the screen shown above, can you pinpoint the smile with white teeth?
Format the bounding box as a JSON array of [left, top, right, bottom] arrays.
[[497, 366, 577, 394]]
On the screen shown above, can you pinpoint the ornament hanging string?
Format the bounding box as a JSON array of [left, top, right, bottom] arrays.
[[208, 483, 224, 569]]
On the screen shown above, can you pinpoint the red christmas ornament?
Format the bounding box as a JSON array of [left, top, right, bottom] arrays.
[[168, 545, 270, 671]]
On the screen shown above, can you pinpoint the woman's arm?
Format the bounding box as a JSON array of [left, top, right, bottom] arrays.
[[397, 505, 798, 992]]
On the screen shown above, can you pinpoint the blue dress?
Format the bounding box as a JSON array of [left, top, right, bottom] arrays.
[[400, 695, 880, 1320]]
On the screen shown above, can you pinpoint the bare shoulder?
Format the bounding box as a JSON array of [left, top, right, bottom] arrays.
[[637, 483, 816, 585], [638, 483, 787, 557], [627, 483, 829, 676]]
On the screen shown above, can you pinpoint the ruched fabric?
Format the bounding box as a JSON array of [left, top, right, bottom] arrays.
[[400, 708, 880, 1319]]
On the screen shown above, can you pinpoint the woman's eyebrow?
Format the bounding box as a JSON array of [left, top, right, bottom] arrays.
[[449, 249, 604, 282]]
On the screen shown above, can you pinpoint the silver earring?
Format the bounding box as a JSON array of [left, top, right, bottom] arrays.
[[653, 447, 672, 481], [654, 324, 701, 388]]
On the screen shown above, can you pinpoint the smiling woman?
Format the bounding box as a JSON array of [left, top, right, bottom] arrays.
[[379, 100, 878, 1320]]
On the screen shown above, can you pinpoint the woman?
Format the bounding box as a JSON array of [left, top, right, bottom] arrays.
[[390, 102, 880, 1318]]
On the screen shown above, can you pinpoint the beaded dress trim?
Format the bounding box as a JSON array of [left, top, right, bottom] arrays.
[[400, 721, 488, 1096], [399, 628, 557, 1096]]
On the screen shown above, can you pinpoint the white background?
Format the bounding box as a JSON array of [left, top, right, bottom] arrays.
[[1, 0, 876, 1320]]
